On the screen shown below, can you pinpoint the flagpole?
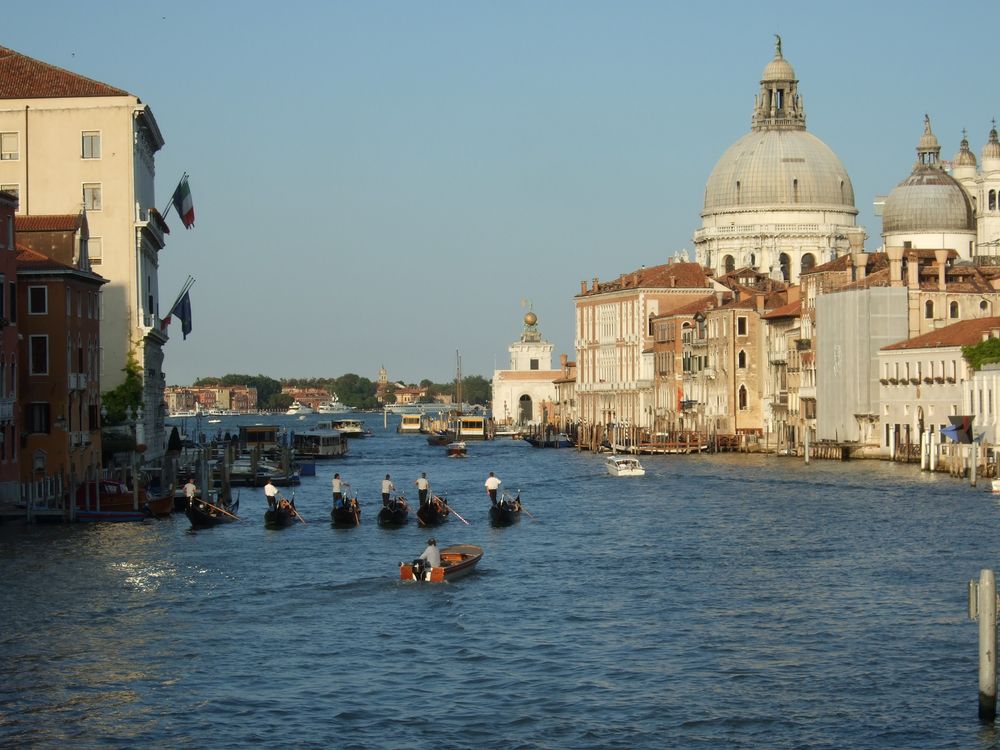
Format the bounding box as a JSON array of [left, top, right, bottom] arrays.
[[160, 172, 189, 220], [167, 276, 196, 318]]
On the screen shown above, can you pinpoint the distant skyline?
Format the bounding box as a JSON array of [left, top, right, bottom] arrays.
[[8, 1, 1000, 385]]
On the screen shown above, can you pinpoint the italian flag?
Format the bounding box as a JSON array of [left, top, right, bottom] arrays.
[[171, 175, 195, 229]]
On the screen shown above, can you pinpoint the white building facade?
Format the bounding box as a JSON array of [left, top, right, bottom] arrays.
[[491, 312, 559, 427]]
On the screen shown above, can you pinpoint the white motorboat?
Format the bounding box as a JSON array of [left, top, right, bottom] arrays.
[[285, 400, 315, 416], [606, 455, 646, 476], [317, 394, 351, 413]]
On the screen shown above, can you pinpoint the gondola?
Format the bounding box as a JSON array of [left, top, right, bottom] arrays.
[[416, 495, 450, 527], [377, 495, 410, 527], [185, 495, 240, 528], [144, 484, 176, 517], [426, 430, 452, 446], [331, 494, 362, 527], [489, 492, 521, 526], [265, 497, 301, 528], [400, 544, 484, 583]]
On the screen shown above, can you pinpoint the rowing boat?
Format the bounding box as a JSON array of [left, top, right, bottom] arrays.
[[399, 544, 483, 583], [415, 495, 450, 527], [489, 492, 521, 526], [378, 495, 410, 527]]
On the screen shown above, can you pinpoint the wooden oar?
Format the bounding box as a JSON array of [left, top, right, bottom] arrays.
[[440, 501, 470, 525], [514, 493, 535, 520], [198, 498, 241, 520], [280, 494, 307, 524]]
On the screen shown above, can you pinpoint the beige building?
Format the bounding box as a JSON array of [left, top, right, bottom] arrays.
[[491, 312, 560, 427], [0, 45, 171, 460]]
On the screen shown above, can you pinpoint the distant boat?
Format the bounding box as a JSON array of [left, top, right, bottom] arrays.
[[446, 441, 467, 458], [317, 394, 351, 413], [286, 401, 315, 416], [606, 455, 646, 477]]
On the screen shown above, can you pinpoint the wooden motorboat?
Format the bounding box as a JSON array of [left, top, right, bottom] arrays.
[[378, 495, 410, 527], [75, 479, 147, 522], [185, 496, 240, 528], [144, 484, 176, 517], [489, 492, 521, 526], [331, 493, 361, 527], [265, 497, 302, 528], [399, 544, 484, 583], [605, 455, 646, 476], [446, 441, 467, 458], [416, 495, 450, 527]]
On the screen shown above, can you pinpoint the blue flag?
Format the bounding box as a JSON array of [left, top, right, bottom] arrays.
[[171, 291, 192, 339]]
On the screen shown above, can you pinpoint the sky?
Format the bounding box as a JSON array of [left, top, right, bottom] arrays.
[[7, 1, 1000, 386]]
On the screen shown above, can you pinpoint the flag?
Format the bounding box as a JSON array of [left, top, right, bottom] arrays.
[[171, 292, 193, 339], [171, 175, 195, 229]]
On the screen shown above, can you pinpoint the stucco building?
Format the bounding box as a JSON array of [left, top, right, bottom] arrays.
[[491, 312, 560, 427]]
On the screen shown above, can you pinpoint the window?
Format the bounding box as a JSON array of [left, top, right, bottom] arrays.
[[738, 385, 748, 410], [924, 300, 934, 319], [0, 184, 17, 204], [28, 286, 48, 315], [89, 236, 102, 265], [950, 301, 959, 319], [738, 350, 747, 368], [81, 131, 101, 159], [0, 132, 17, 160], [737, 316, 748, 336], [8, 282, 15, 323], [29, 336, 48, 375], [26, 403, 50, 434], [530, 359, 539, 371], [82, 183, 102, 211]]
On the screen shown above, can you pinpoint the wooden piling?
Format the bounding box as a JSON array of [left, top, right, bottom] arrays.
[[974, 569, 998, 721]]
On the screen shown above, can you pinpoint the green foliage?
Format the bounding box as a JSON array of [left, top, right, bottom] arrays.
[[266, 393, 294, 410], [461, 375, 491, 405], [334, 373, 378, 409], [101, 429, 136, 465], [193, 373, 283, 405], [101, 350, 143, 425], [963, 338, 1000, 371]]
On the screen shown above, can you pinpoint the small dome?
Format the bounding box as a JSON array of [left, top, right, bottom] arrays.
[[984, 124, 1000, 161], [883, 170, 974, 233], [762, 56, 795, 82], [524, 311, 537, 326], [953, 132, 977, 167], [917, 116, 939, 154]]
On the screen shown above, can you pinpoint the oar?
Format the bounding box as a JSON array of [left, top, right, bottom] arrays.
[[281, 494, 307, 524], [514, 492, 536, 520], [198, 498, 241, 520], [441, 500, 470, 525]]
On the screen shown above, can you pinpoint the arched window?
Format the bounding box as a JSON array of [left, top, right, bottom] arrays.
[[738, 350, 747, 368], [924, 300, 934, 319], [792, 178, 799, 203], [738, 384, 748, 410], [981, 300, 991, 314], [990, 189, 997, 212], [779, 253, 790, 281], [801, 253, 816, 273], [950, 301, 959, 319], [723, 255, 735, 274], [736, 181, 741, 205], [749, 252, 756, 267], [518, 394, 533, 424]]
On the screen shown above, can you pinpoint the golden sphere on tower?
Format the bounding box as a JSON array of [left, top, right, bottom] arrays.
[[524, 311, 537, 326]]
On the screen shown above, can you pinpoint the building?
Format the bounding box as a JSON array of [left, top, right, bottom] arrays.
[[491, 311, 560, 427], [0, 190, 19, 503], [0, 45, 171, 461], [16, 238, 104, 507], [693, 38, 864, 284], [574, 261, 718, 433]]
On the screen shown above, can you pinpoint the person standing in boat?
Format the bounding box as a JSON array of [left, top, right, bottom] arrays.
[[485, 471, 501, 505], [264, 479, 279, 509], [332, 472, 344, 508], [420, 537, 441, 568], [183, 477, 198, 503], [415, 472, 430, 506], [381, 474, 395, 507]]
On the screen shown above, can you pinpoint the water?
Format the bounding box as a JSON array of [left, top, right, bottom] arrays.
[[3, 414, 1000, 748]]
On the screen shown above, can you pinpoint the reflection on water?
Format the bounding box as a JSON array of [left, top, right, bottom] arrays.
[[1, 418, 998, 748]]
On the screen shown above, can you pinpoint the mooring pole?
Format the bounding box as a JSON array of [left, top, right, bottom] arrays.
[[972, 442, 979, 488], [804, 429, 810, 465], [920, 431, 928, 471], [970, 569, 998, 721]]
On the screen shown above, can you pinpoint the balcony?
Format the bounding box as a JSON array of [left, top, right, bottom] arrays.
[[772, 392, 789, 407], [795, 338, 811, 351]]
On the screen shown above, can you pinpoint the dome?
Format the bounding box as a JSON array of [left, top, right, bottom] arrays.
[[953, 132, 977, 167], [883, 117, 974, 234], [762, 56, 795, 82], [703, 129, 855, 211], [984, 124, 1000, 161]]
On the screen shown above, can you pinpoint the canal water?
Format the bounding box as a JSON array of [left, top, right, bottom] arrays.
[[3, 413, 1000, 749]]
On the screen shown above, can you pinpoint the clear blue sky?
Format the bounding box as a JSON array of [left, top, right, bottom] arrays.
[[8, 1, 1000, 385]]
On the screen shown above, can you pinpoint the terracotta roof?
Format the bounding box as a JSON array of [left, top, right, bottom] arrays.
[[882, 316, 1000, 351], [762, 299, 802, 319], [578, 262, 710, 296], [15, 214, 82, 232], [651, 294, 717, 319], [16, 244, 74, 271], [0, 45, 130, 99]]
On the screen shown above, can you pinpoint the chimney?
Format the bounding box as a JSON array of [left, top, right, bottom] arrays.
[[592, 276, 599, 291], [755, 293, 765, 313], [560, 353, 568, 368], [935, 249, 949, 291], [906, 252, 919, 290], [580, 280, 587, 294], [670, 276, 676, 288], [886, 247, 904, 287], [852, 252, 867, 281]]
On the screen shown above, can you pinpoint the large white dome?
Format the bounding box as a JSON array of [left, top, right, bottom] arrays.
[[703, 129, 855, 213]]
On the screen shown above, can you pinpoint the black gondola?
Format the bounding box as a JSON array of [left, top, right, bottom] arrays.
[[489, 492, 521, 526], [426, 430, 452, 446], [416, 495, 450, 527], [185, 496, 240, 528], [265, 498, 301, 528], [331, 495, 362, 527], [377, 495, 410, 527]]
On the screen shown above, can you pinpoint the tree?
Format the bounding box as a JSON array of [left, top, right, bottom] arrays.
[[461, 375, 491, 405], [266, 393, 293, 410], [101, 349, 143, 425], [335, 373, 378, 409], [963, 338, 1000, 371]]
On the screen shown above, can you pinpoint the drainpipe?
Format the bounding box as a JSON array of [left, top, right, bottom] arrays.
[[23, 106, 29, 213]]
